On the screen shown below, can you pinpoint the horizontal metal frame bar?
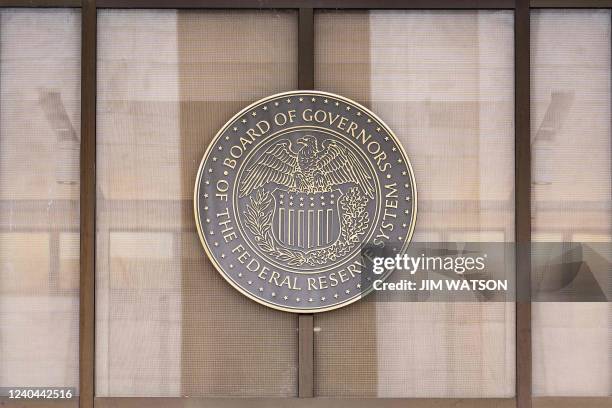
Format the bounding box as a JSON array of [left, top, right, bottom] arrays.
[[0, 0, 80, 6], [95, 398, 516, 408], [92, 397, 612, 408], [0, 397, 79, 407], [0, 397, 610, 408], [2, 0, 612, 8], [531, 0, 612, 7], [94, 0, 516, 8]]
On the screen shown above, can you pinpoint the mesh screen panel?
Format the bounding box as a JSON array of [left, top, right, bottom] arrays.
[[96, 10, 298, 397], [314, 10, 515, 397], [0, 9, 80, 391], [531, 10, 612, 397]]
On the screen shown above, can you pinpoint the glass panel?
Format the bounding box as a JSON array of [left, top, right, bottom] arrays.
[[315, 10, 515, 397], [96, 9, 298, 397], [531, 9, 611, 397], [0, 9, 80, 391]]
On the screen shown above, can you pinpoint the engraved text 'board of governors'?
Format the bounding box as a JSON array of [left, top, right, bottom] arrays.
[[194, 91, 417, 313]]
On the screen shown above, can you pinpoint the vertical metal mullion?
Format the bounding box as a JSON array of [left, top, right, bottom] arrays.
[[515, 1, 532, 408], [298, 8, 314, 90], [80, 1, 96, 408], [298, 313, 314, 398], [297, 7, 314, 399]]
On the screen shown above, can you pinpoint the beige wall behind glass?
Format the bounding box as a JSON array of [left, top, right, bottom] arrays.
[[96, 9, 298, 397], [0, 9, 81, 391], [315, 10, 515, 398]]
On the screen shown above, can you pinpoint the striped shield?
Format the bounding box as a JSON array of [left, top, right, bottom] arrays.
[[272, 189, 341, 250]]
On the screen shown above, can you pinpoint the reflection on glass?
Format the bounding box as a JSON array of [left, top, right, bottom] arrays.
[[96, 10, 299, 397], [0, 9, 80, 391], [531, 9, 611, 397], [315, 10, 515, 397]]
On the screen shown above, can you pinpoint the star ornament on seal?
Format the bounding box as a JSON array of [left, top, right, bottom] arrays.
[[194, 90, 417, 313]]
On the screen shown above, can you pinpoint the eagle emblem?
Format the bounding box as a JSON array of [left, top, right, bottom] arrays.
[[239, 135, 375, 198], [239, 135, 375, 268]]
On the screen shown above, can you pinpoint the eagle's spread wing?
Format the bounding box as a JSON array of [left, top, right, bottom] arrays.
[[239, 140, 299, 197], [317, 140, 375, 199]]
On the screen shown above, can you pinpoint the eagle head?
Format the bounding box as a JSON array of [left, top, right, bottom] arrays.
[[297, 135, 318, 149]]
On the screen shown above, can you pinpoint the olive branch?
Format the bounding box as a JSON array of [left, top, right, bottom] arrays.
[[304, 187, 369, 266]]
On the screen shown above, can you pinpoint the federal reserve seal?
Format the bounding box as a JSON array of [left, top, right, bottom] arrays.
[[194, 91, 417, 313]]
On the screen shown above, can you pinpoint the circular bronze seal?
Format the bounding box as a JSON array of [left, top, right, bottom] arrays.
[[194, 91, 417, 313]]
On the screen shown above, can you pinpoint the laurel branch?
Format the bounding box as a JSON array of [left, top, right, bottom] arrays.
[[243, 187, 369, 267], [243, 189, 306, 266]]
